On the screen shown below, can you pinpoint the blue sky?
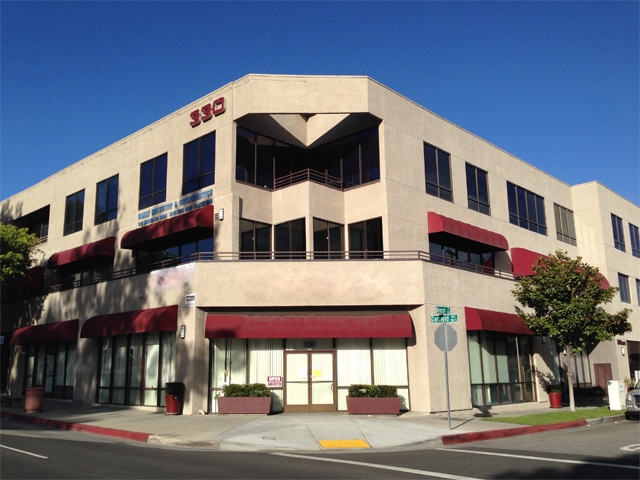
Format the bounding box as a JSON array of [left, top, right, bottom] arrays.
[[1, 1, 638, 203]]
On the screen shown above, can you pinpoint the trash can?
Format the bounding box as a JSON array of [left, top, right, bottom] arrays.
[[24, 387, 45, 413]]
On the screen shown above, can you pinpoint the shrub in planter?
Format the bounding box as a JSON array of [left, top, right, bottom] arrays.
[[346, 384, 401, 415], [217, 383, 271, 414], [165, 382, 184, 415], [545, 384, 563, 408]]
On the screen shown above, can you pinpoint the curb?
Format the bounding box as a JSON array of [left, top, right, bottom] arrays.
[[1, 411, 151, 443]]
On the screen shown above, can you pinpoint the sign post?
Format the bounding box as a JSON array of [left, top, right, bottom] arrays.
[[432, 310, 458, 430]]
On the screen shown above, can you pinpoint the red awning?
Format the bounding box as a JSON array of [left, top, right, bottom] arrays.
[[121, 205, 214, 249], [81, 305, 178, 338], [205, 314, 413, 339], [48, 237, 116, 268], [428, 212, 508, 250], [465, 307, 533, 335], [511, 248, 548, 276], [11, 319, 79, 345]]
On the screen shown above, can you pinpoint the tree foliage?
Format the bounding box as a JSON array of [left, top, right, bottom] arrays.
[[0, 222, 40, 301]]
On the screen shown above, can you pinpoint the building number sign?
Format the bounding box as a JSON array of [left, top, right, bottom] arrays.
[[190, 97, 225, 127]]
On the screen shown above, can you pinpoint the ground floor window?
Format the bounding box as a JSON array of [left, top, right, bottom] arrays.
[[24, 341, 76, 399], [467, 331, 535, 406], [569, 349, 591, 387], [97, 331, 175, 406]]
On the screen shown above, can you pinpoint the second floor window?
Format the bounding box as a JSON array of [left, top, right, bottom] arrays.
[[275, 219, 306, 259], [240, 219, 271, 259], [183, 132, 216, 195], [507, 182, 546, 235], [618, 273, 630, 303], [139, 154, 167, 210], [629, 223, 639, 258], [95, 175, 119, 225], [313, 218, 343, 259], [611, 214, 625, 251], [64, 190, 85, 236], [554, 204, 576, 246], [466, 164, 489, 215], [424, 143, 452, 201], [349, 217, 383, 258]]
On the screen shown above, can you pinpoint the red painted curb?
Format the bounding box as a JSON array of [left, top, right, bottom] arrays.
[[442, 419, 588, 445], [1, 411, 151, 443]]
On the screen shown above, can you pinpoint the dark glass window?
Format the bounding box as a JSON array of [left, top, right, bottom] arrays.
[[424, 144, 452, 201], [240, 219, 271, 259], [636, 279, 640, 305], [465, 163, 489, 215], [139, 154, 167, 210], [64, 190, 85, 236], [506, 183, 546, 235], [429, 242, 494, 274], [275, 219, 306, 259], [136, 236, 213, 268], [24, 341, 76, 399], [55, 257, 114, 288], [618, 273, 630, 303], [554, 204, 577, 246], [349, 217, 383, 259], [313, 218, 343, 259], [629, 223, 639, 258], [611, 214, 625, 251], [95, 175, 119, 225], [183, 132, 216, 195]]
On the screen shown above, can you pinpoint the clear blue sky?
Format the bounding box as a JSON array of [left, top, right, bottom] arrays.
[[2, 1, 638, 204]]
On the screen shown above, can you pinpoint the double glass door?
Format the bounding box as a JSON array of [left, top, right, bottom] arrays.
[[284, 351, 335, 412]]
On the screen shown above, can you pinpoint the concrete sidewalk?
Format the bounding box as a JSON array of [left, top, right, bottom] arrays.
[[0, 398, 625, 452]]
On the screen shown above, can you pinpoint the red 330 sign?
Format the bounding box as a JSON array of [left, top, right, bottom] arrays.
[[190, 97, 225, 127]]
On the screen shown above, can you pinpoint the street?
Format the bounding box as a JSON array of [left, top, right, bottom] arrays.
[[1, 417, 638, 479]]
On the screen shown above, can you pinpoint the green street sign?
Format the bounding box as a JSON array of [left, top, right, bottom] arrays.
[[436, 306, 450, 315], [430, 314, 458, 324]]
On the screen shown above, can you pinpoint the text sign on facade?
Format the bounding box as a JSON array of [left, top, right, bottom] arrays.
[[266, 376, 283, 388], [430, 314, 458, 324], [185, 294, 196, 307], [436, 306, 450, 315], [190, 97, 226, 127]]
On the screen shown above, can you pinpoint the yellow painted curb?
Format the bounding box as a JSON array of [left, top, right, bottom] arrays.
[[319, 439, 371, 449]]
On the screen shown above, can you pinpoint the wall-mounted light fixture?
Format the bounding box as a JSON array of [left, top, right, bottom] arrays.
[[180, 325, 186, 339], [621, 347, 625, 356], [218, 208, 224, 221]]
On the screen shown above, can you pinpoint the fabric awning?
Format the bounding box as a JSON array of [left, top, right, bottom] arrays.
[[465, 307, 533, 335], [47, 237, 116, 268], [81, 305, 178, 338], [121, 205, 214, 250], [205, 314, 413, 339], [11, 319, 79, 345], [428, 212, 508, 251]]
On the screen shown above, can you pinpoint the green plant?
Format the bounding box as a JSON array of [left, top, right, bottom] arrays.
[[347, 385, 398, 398], [545, 384, 563, 394], [222, 383, 270, 397], [624, 377, 635, 388], [165, 382, 184, 396]]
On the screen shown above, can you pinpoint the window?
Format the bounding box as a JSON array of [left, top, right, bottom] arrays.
[[63, 190, 85, 236], [95, 175, 119, 225], [348, 217, 383, 259], [139, 154, 167, 210], [136, 236, 213, 268], [629, 223, 639, 258], [429, 242, 494, 274], [636, 279, 640, 305], [619, 273, 630, 303], [507, 183, 547, 235], [554, 204, 577, 246], [466, 164, 489, 215], [24, 341, 76, 399], [56, 257, 114, 288], [611, 214, 625, 251], [467, 331, 535, 406], [97, 332, 175, 406], [424, 143, 452, 201], [183, 132, 216, 195], [240, 219, 271, 259], [569, 349, 591, 387], [275, 219, 306, 259], [313, 218, 343, 259]]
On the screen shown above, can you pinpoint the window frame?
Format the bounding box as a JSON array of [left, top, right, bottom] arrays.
[[183, 131, 216, 195], [239, 218, 272, 259], [424, 143, 453, 202], [95, 175, 119, 225], [618, 273, 631, 303], [348, 217, 383, 259], [465, 163, 490, 215], [553, 203, 577, 246], [139, 154, 167, 210], [274, 218, 306, 259], [629, 223, 639, 258], [63, 190, 85, 236], [507, 182, 547, 235], [24, 340, 76, 399], [611, 214, 626, 251], [313, 218, 344, 259]]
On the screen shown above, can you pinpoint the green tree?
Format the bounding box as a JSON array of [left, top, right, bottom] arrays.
[[512, 250, 631, 412], [0, 222, 40, 302]]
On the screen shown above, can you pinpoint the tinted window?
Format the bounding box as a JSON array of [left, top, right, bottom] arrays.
[[64, 190, 84, 236], [95, 175, 118, 225], [139, 155, 167, 210]]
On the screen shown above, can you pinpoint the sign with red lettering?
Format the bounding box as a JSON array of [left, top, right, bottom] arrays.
[[266, 376, 283, 388], [190, 97, 225, 127]]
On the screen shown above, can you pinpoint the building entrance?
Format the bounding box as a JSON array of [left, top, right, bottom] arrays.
[[284, 351, 335, 412]]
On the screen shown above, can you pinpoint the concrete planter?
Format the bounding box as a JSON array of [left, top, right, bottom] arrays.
[[218, 396, 271, 414], [25, 387, 45, 413], [346, 397, 401, 415]]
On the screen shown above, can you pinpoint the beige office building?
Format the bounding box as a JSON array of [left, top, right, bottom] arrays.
[[2, 75, 638, 415]]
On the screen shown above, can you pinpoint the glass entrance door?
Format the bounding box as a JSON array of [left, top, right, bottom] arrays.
[[284, 351, 335, 412]]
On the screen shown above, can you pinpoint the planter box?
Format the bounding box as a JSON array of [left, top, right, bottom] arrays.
[[347, 397, 401, 415], [218, 396, 271, 414], [548, 391, 562, 408], [25, 387, 45, 413]]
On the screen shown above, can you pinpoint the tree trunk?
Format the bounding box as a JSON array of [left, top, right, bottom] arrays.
[[566, 344, 576, 412]]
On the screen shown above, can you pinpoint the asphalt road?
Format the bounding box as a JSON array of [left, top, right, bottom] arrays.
[[1, 417, 639, 479]]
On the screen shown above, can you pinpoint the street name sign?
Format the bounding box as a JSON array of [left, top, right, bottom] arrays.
[[436, 306, 450, 314], [430, 314, 458, 323]]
